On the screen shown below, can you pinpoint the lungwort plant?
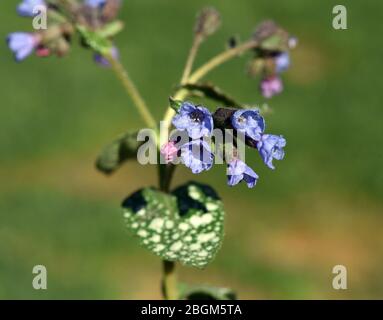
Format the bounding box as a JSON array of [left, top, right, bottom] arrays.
[[8, 0, 297, 299]]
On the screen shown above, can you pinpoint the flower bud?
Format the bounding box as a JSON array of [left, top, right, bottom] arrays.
[[194, 7, 221, 40]]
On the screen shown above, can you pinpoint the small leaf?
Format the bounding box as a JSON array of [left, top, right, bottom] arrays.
[[253, 20, 290, 52], [76, 24, 112, 55], [98, 20, 124, 38], [96, 131, 143, 174], [122, 182, 225, 268], [180, 83, 242, 108], [169, 97, 183, 113], [179, 283, 237, 300]]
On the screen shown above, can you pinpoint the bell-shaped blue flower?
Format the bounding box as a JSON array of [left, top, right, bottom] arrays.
[[7, 32, 38, 61], [17, 0, 45, 17], [231, 109, 265, 141], [180, 139, 214, 174], [257, 134, 286, 169], [227, 159, 259, 188], [84, 0, 106, 8], [172, 102, 213, 139], [275, 52, 290, 73]]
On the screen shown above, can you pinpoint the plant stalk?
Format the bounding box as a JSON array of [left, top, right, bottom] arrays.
[[188, 40, 258, 83], [180, 35, 203, 84], [106, 54, 157, 129], [162, 260, 178, 300]]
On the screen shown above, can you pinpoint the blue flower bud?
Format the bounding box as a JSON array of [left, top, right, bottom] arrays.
[[227, 159, 259, 188], [180, 139, 214, 174], [231, 109, 265, 141], [257, 134, 286, 169], [172, 102, 213, 139], [17, 0, 45, 17]]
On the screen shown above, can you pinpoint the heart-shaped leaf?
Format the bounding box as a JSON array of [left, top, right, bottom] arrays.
[[122, 182, 225, 268]]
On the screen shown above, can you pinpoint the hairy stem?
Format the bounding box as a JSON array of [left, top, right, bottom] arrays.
[[162, 260, 178, 300], [188, 40, 258, 83], [181, 35, 203, 84], [106, 54, 157, 129]]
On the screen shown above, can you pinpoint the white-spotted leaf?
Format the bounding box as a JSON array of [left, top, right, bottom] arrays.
[[122, 182, 225, 268]]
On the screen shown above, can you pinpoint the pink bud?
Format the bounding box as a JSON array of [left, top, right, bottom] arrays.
[[160, 141, 178, 163], [260, 76, 283, 98], [36, 47, 50, 57]]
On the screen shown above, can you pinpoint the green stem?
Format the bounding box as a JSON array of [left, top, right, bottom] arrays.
[[180, 35, 203, 84], [188, 40, 258, 83], [106, 54, 157, 129], [162, 260, 178, 300]]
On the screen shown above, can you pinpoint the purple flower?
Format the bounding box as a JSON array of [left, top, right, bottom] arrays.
[[275, 52, 290, 73], [180, 139, 214, 174], [172, 102, 213, 139], [94, 47, 119, 67], [84, 0, 106, 8], [260, 76, 283, 98], [7, 32, 39, 61], [17, 0, 45, 17], [231, 109, 265, 141], [227, 159, 259, 188], [257, 134, 286, 169]]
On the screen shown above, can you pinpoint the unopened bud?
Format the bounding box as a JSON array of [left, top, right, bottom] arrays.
[[194, 7, 221, 39]]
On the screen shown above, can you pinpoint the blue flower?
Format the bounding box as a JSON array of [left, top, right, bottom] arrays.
[[257, 134, 286, 169], [275, 52, 290, 73], [227, 159, 259, 188], [17, 0, 45, 17], [180, 139, 214, 174], [231, 109, 265, 141], [172, 102, 213, 139], [84, 0, 106, 8], [7, 32, 38, 61]]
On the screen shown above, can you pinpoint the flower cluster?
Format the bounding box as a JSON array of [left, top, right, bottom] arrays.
[[6, 0, 121, 64], [161, 102, 286, 188], [249, 20, 297, 98]]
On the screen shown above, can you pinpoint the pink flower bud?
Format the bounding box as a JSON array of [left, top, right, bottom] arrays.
[[36, 47, 50, 57], [160, 141, 178, 163], [260, 76, 283, 98]]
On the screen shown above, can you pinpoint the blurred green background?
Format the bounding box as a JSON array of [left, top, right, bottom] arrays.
[[1, 0, 382, 299]]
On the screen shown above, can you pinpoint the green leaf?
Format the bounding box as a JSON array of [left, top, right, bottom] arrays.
[[180, 83, 242, 108], [76, 24, 112, 55], [261, 33, 289, 52], [179, 283, 237, 300], [96, 131, 143, 174], [253, 20, 290, 52], [98, 21, 124, 38], [122, 182, 225, 268], [169, 97, 183, 113]]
